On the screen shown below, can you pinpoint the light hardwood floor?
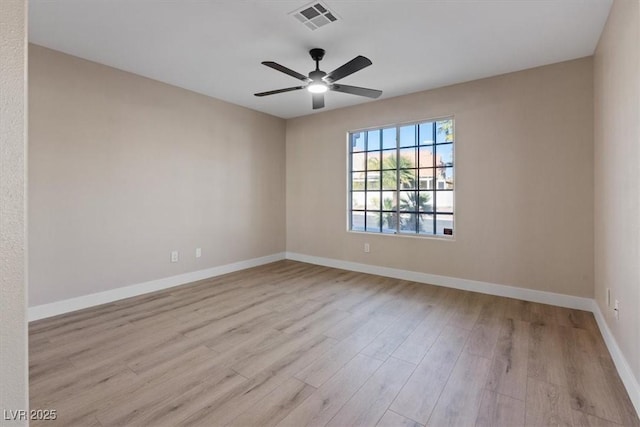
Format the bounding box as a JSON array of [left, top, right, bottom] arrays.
[[29, 260, 639, 427]]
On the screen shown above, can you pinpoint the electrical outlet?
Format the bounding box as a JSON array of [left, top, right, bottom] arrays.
[[606, 288, 611, 307], [195, 248, 202, 258], [364, 243, 370, 253], [171, 250, 179, 263], [614, 299, 620, 321]]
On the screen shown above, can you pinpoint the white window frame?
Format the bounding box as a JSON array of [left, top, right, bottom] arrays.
[[346, 116, 455, 239]]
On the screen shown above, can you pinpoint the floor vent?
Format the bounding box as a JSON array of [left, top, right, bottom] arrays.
[[290, 1, 339, 31]]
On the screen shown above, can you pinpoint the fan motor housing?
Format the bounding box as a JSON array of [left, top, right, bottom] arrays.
[[309, 70, 326, 81]]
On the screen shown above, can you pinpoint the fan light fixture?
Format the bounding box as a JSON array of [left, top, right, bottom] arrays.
[[307, 82, 328, 93]]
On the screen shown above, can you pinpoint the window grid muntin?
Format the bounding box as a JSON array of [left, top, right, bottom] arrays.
[[349, 118, 454, 237]]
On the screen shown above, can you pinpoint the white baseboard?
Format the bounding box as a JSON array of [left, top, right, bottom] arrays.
[[285, 252, 593, 311], [28, 252, 286, 321], [285, 251, 639, 417], [591, 301, 640, 415]]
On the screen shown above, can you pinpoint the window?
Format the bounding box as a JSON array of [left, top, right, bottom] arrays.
[[349, 118, 454, 237]]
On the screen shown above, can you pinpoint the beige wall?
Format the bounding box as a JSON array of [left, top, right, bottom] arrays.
[[0, 0, 28, 421], [594, 0, 640, 386], [28, 45, 286, 306], [287, 58, 594, 298]]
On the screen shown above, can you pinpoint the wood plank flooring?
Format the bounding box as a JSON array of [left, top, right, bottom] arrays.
[[29, 260, 639, 427]]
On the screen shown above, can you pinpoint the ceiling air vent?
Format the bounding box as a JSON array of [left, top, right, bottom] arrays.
[[290, 1, 339, 31]]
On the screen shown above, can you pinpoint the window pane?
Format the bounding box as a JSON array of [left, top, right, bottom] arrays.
[[382, 150, 397, 169], [382, 127, 396, 149], [436, 119, 454, 143], [399, 191, 418, 212], [366, 212, 381, 232], [419, 168, 434, 190], [351, 132, 365, 152], [349, 119, 453, 237], [436, 214, 454, 235], [351, 172, 365, 191], [351, 211, 365, 231], [382, 191, 397, 211], [366, 151, 380, 170], [419, 214, 435, 234], [418, 146, 434, 168], [366, 191, 380, 210], [419, 122, 435, 145], [418, 191, 434, 212], [399, 147, 416, 168], [352, 192, 365, 210], [381, 170, 397, 190], [352, 152, 365, 171], [366, 171, 380, 190], [400, 125, 417, 147], [436, 143, 453, 167], [399, 169, 417, 190], [382, 212, 398, 233], [367, 129, 381, 151], [435, 190, 453, 213], [436, 167, 454, 189], [399, 213, 418, 233]]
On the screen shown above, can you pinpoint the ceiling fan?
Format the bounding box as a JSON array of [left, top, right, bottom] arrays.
[[254, 48, 382, 110]]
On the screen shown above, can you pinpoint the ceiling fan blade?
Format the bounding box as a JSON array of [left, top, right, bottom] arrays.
[[331, 84, 382, 99], [312, 93, 325, 109], [261, 61, 311, 82], [324, 56, 372, 83], [254, 86, 305, 97]]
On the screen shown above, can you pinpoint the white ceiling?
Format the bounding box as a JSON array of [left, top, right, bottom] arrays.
[[29, 0, 612, 119]]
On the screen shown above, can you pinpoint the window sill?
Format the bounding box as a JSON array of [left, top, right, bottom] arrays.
[[347, 229, 455, 242]]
